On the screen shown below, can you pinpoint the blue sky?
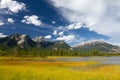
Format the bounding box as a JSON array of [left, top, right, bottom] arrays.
[[0, 0, 120, 46]]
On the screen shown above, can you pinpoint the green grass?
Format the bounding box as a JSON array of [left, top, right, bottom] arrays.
[[0, 57, 120, 80]]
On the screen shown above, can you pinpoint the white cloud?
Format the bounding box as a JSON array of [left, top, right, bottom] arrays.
[[53, 30, 57, 35], [8, 18, 14, 23], [0, 33, 7, 37], [50, 0, 120, 46], [56, 35, 75, 42], [50, 0, 104, 23], [0, 0, 26, 13], [44, 35, 52, 39], [0, 20, 4, 26], [66, 22, 83, 30], [22, 15, 42, 26], [58, 31, 64, 36], [52, 21, 56, 24]]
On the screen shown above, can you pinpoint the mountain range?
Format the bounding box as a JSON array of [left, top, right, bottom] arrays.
[[0, 33, 120, 53], [73, 40, 120, 52], [0, 34, 70, 50]]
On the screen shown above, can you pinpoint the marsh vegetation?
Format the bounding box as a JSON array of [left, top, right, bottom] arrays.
[[0, 57, 120, 80]]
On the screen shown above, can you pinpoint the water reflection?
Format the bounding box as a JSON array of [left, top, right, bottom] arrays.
[[58, 57, 120, 64]]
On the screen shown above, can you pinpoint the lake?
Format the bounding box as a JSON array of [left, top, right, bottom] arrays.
[[57, 57, 120, 65]]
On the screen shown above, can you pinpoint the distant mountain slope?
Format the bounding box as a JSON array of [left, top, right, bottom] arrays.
[[73, 40, 120, 52]]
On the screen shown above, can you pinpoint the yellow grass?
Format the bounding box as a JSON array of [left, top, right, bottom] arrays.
[[0, 56, 82, 60], [0, 57, 120, 80]]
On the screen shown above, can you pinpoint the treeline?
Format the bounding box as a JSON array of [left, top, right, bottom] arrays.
[[0, 48, 120, 57]]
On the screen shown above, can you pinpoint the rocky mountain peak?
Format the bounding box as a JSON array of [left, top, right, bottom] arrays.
[[33, 36, 45, 43], [9, 34, 30, 45], [73, 40, 120, 52], [73, 40, 105, 47], [18, 34, 30, 45]]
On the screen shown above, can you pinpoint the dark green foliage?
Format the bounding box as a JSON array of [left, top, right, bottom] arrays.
[[0, 48, 120, 57]]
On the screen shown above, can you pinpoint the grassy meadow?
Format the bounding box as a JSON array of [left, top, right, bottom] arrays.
[[0, 57, 120, 80]]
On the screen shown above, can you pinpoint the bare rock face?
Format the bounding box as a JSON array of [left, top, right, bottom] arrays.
[[32, 36, 45, 43], [17, 34, 28, 44], [73, 40, 105, 47], [0, 34, 35, 48]]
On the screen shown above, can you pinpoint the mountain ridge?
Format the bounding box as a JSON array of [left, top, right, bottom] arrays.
[[73, 40, 120, 52], [0, 33, 120, 53], [0, 33, 70, 50]]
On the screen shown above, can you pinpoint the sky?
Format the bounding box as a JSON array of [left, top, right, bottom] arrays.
[[0, 0, 120, 46]]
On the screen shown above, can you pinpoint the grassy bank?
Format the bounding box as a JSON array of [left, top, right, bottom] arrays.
[[0, 57, 120, 80]]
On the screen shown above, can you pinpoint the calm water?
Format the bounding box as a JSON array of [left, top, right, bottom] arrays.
[[58, 57, 120, 65]]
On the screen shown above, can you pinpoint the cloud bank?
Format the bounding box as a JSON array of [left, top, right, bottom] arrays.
[[8, 18, 14, 23], [22, 15, 42, 26], [0, 20, 4, 26], [0, 33, 7, 37], [0, 0, 26, 13], [44, 35, 52, 39], [50, 0, 120, 45], [56, 35, 75, 42]]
